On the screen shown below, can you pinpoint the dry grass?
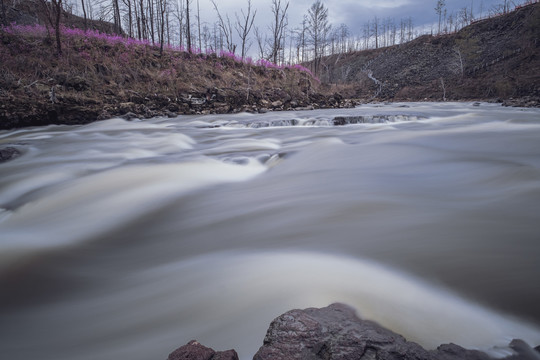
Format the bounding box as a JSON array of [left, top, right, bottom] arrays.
[[1, 24, 333, 128]]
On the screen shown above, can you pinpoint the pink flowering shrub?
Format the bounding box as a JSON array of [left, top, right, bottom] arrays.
[[0, 23, 318, 81], [80, 50, 91, 60]]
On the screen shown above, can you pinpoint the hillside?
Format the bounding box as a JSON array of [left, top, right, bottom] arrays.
[[318, 2, 540, 104], [2, 0, 118, 34], [0, 25, 345, 130]]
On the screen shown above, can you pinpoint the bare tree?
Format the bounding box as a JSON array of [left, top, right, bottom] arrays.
[[372, 16, 379, 48], [80, 0, 88, 30], [159, 0, 166, 55], [197, 0, 201, 51], [440, 77, 446, 101], [399, 18, 406, 44], [452, 46, 464, 76], [458, 6, 470, 27], [201, 23, 211, 52], [435, 0, 446, 34], [307, 0, 330, 74], [339, 23, 349, 53], [269, 0, 289, 64], [123, 0, 134, 37], [186, 0, 192, 52], [111, 0, 122, 34], [406, 17, 414, 42], [363, 20, 371, 49], [172, 0, 184, 46], [39, 0, 63, 55], [147, 0, 155, 42], [502, 0, 513, 13], [211, 0, 235, 53], [138, 0, 147, 40], [235, 0, 257, 59], [166, 10, 170, 45], [299, 16, 307, 62], [254, 26, 266, 59]]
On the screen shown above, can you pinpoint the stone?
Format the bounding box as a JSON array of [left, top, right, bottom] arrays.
[[166, 110, 178, 118], [433, 343, 491, 360], [0, 146, 21, 162], [505, 339, 540, 360], [65, 76, 90, 91], [119, 102, 136, 113], [121, 112, 138, 120], [97, 110, 112, 120], [253, 303, 492, 360], [271, 100, 283, 108], [167, 340, 239, 360]]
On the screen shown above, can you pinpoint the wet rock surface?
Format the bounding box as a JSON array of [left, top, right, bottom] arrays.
[[252, 303, 540, 360], [167, 340, 239, 360], [253, 303, 488, 360]]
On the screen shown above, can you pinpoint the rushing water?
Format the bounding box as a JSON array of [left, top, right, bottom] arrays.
[[1, 102, 540, 360]]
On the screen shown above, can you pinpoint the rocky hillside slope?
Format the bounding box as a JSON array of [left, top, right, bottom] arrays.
[[319, 2, 540, 104]]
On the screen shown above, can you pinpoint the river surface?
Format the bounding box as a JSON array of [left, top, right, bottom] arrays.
[[1, 102, 540, 359]]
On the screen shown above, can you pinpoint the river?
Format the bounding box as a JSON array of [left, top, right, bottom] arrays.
[[1, 102, 539, 359]]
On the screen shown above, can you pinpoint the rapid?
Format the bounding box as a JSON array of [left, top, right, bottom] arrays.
[[1, 102, 540, 359]]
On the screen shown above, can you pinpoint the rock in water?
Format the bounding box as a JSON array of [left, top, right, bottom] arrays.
[[506, 340, 540, 360], [0, 146, 21, 162], [167, 304, 538, 360], [253, 303, 491, 360], [167, 340, 239, 360]]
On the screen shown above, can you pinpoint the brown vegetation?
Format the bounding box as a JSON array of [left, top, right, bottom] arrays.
[[0, 25, 351, 129]]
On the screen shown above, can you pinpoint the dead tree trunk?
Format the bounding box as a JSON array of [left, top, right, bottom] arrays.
[[80, 0, 88, 30], [186, 0, 191, 52], [39, 0, 63, 55]]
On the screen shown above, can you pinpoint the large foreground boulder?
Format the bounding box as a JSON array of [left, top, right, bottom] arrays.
[[169, 303, 540, 360], [253, 303, 492, 360]]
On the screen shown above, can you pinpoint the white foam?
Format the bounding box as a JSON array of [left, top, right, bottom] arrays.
[[0, 159, 266, 268]]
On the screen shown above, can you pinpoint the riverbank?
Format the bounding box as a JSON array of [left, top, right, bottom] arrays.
[[0, 24, 357, 130]]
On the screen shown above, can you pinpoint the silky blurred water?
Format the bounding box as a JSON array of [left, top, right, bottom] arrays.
[[1, 102, 540, 360]]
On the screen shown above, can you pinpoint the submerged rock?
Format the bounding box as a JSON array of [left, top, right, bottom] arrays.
[[167, 340, 239, 360], [0, 146, 21, 162], [506, 340, 540, 359]]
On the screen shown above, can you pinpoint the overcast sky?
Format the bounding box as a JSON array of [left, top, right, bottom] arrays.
[[195, 0, 514, 37]]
